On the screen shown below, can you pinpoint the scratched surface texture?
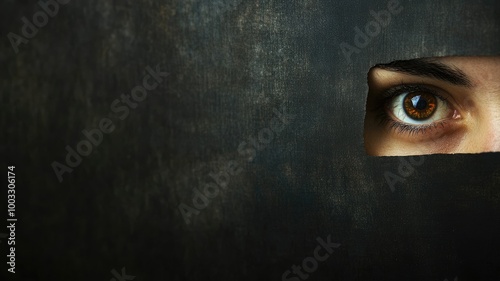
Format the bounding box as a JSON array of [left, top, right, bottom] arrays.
[[1, 0, 500, 280]]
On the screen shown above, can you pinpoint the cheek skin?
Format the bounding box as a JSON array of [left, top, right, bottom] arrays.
[[364, 116, 467, 156], [461, 101, 500, 153], [446, 57, 500, 153], [388, 127, 466, 155]]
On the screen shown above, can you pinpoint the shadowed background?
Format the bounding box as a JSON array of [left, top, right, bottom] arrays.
[[1, 0, 500, 280]]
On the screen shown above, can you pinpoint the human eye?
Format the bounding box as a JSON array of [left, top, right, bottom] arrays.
[[378, 84, 461, 135]]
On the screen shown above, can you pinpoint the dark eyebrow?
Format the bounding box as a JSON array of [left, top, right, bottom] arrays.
[[373, 58, 473, 87]]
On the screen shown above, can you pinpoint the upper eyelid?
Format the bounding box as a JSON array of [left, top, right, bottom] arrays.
[[379, 83, 458, 106], [381, 84, 439, 98]]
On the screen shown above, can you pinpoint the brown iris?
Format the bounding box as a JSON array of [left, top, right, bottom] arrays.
[[402, 92, 437, 120]]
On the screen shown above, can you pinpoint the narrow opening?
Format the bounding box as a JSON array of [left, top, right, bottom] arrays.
[[364, 56, 500, 156]]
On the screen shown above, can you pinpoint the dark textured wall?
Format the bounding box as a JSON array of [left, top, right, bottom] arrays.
[[1, 0, 500, 280]]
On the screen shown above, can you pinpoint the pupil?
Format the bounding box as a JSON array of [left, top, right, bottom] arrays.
[[411, 95, 427, 110]]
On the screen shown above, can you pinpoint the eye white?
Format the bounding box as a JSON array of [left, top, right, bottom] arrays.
[[388, 93, 450, 125]]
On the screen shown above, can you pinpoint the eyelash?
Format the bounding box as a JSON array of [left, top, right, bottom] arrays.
[[375, 84, 450, 135]]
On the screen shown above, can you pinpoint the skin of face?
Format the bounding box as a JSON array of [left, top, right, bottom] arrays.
[[364, 56, 500, 156]]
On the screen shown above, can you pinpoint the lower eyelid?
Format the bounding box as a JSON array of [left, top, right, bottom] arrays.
[[384, 115, 463, 142], [386, 119, 447, 135]]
